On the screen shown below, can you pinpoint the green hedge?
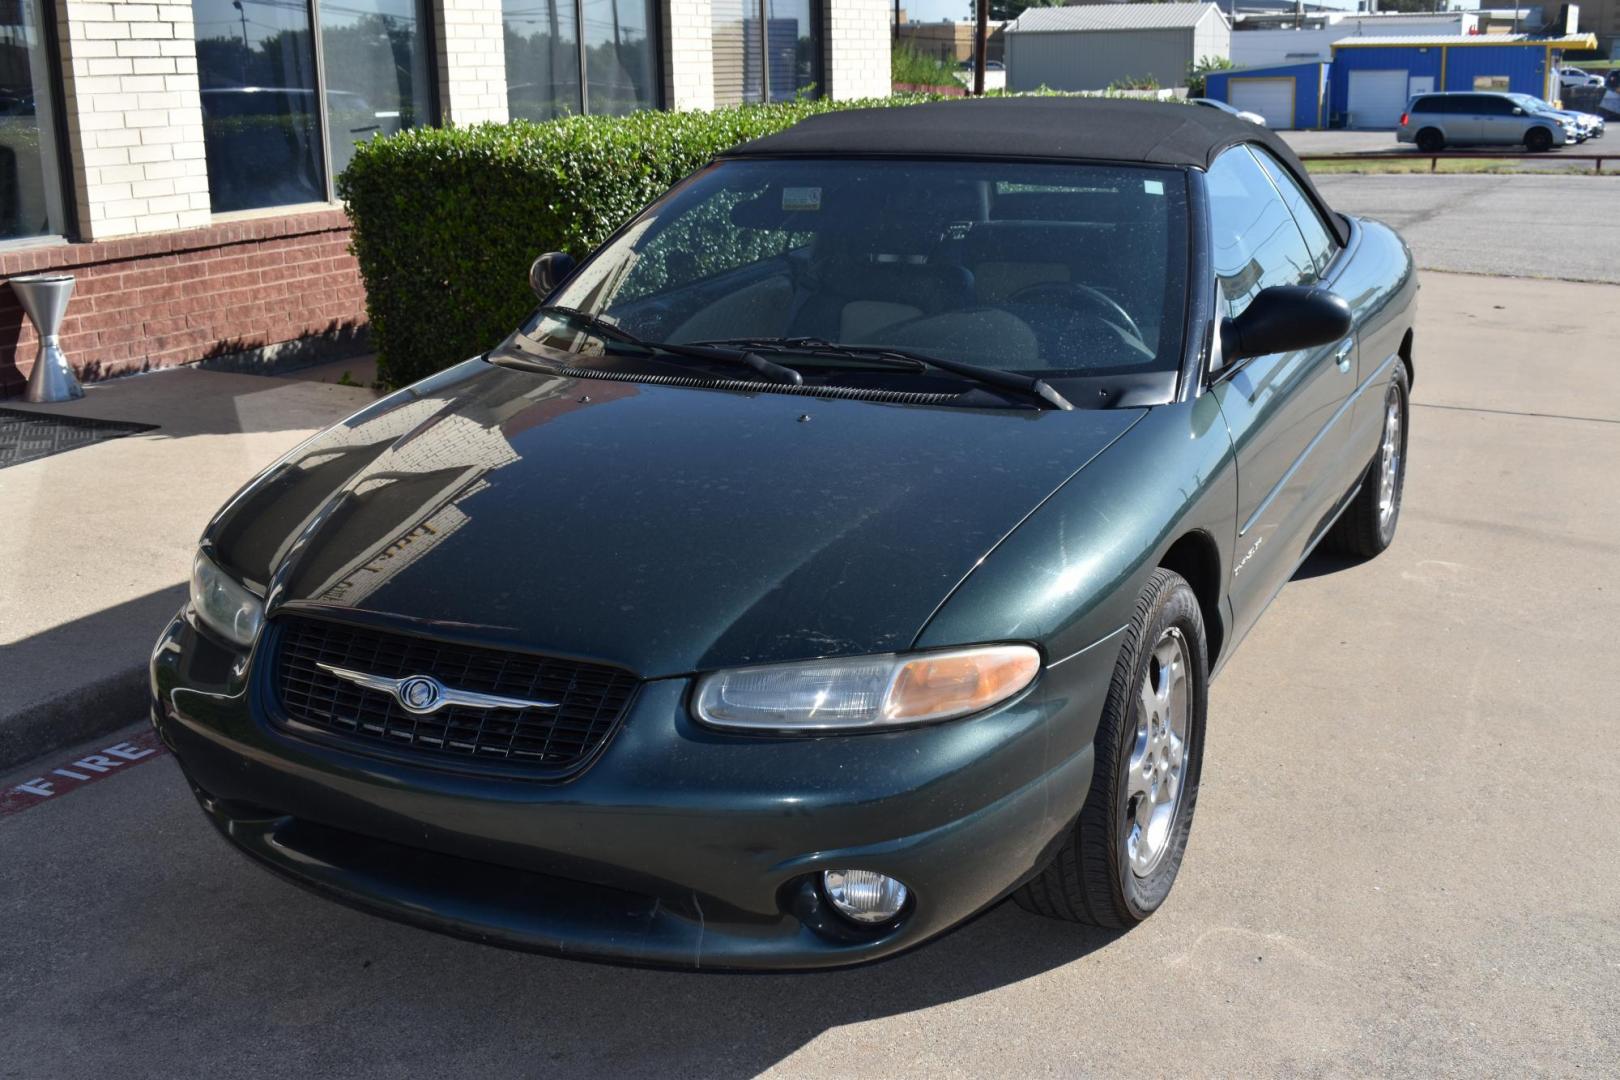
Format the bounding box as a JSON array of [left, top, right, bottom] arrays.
[[337, 96, 943, 387]]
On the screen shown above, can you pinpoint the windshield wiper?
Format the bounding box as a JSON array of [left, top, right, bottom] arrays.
[[534, 307, 803, 386], [687, 336, 1074, 411]]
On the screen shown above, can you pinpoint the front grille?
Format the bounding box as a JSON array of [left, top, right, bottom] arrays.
[[271, 616, 637, 776]]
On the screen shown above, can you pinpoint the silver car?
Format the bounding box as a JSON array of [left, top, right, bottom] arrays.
[[1510, 94, 1605, 140], [1397, 91, 1574, 152]]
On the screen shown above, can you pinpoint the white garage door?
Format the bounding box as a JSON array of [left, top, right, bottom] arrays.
[[1347, 69, 1410, 128], [1230, 78, 1296, 128]]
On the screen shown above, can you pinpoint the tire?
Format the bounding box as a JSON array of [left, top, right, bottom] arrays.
[[1415, 128, 1445, 153], [1525, 127, 1553, 152], [1327, 361, 1410, 559], [1014, 568, 1208, 929]]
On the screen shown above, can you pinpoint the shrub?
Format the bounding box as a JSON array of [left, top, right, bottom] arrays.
[[1186, 55, 1236, 98], [891, 46, 960, 91], [339, 97, 945, 386], [1106, 74, 1160, 92]]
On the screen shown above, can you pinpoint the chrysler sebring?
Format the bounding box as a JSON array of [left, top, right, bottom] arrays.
[[152, 98, 1416, 970]]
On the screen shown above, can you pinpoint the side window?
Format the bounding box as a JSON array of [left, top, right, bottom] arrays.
[[1248, 146, 1340, 277], [1411, 96, 1440, 114], [1477, 95, 1515, 116], [1206, 146, 1317, 319]]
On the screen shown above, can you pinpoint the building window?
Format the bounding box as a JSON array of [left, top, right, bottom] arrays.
[[320, 0, 434, 181], [503, 0, 659, 121], [1472, 76, 1510, 91], [0, 0, 67, 241], [191, 0, 433, 214], [713, 0, 821, 107]]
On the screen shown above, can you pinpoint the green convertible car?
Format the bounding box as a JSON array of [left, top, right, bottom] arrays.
[[153, 98, 1416, 970]]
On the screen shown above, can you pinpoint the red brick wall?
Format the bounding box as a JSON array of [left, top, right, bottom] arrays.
[[0, 209, 367, 398]]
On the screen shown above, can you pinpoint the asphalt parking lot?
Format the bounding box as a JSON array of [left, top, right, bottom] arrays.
[[4, 198, 1619, 1077], [1316, 173, 1620, 283]]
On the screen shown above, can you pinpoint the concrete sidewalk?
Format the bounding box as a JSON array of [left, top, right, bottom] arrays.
[[0, 362, 377, 769]]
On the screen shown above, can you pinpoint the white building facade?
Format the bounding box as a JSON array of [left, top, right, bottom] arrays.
[[1004, 3, 1231, 93], [1230, 12, 1479, 68]]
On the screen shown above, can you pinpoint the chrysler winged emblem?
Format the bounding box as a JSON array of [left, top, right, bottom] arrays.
[[315, 663, 559, 715]]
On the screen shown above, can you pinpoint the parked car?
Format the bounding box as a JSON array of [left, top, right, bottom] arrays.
[[1398, 91, 1575, 151], [1510, 93, 1605, 140], [1558, 67, 1604, 89], [1189, 97, 1267, 126], [153, 98, 1417, 971]]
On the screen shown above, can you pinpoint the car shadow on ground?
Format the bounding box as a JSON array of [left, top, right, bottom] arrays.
[[101, 789, 1127, 1078], [1292, 548, 1364, 581]]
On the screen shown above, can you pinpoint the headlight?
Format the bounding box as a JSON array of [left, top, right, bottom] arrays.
[[692, 644, 1041, 732], [190, 549, 264, 647]]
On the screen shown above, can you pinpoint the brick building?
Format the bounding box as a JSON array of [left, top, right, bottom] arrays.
[[0, 0, 892, 396]]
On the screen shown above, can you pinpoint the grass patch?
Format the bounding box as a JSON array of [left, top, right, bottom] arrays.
[[892, 47, 959, 90], [1304, 158, 1602, 175]]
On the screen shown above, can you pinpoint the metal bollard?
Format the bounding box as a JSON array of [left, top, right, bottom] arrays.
[[12, 273, 83, 403]]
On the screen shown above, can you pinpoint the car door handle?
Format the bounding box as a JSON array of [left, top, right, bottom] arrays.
[[1332, 338, 1354, 373]]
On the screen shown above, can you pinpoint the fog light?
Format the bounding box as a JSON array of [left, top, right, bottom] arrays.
[[822, 869, 908, 924]]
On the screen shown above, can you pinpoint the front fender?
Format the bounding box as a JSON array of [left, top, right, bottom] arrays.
[[914, 396, 1239, 669]]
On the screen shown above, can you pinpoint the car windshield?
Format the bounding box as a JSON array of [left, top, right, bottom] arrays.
[[1509, 94, 1555, 112], [529, 158, 1190, 380]]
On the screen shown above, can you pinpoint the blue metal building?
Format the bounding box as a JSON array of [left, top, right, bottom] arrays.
[[1204, 62, 1328, 129], [1326, 33, 1599, 129]]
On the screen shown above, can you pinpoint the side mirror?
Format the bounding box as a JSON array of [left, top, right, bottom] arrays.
[[529, 251, 576, 299], [1218, 286, 1352, 368], [1512, 106, 1525, 115]]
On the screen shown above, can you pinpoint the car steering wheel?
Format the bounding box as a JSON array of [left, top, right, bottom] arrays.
[[1007, 281, 1145, 344]]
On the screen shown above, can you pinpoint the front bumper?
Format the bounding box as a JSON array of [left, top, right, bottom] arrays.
[[152, 609, 1115, 971]]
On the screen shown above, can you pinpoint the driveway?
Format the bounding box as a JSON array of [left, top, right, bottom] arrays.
[[3, 270, 1617, 1078], [1315, 173, 1620, 283]]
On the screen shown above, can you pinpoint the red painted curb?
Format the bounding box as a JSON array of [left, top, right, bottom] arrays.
[[1, 729, 168, 817]]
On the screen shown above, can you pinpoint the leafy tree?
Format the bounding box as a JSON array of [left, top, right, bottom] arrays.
[[1186, 54, 1236, 97], [978, 0, 1065, 24]]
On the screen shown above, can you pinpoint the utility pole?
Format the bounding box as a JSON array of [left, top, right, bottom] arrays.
[[973, 0, 988, 96], [233, 0, 248, 84]]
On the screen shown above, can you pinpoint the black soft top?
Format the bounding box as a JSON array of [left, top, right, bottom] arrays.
[[723, 97, 1350, 245]]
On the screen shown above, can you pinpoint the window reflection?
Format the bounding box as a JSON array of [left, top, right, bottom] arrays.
[[319, 0, 432, 184], [504, 0, 657, 119], [503, 0, 581, 121], [0, 0, 64, 240], [582, 0, 655, 116], [766, 0, 816, 100], [192, 0, 324, 212], [713, 0, 820, 107]]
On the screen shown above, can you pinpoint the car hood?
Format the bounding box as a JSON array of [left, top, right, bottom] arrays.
[[207, 360, 1143, 677]]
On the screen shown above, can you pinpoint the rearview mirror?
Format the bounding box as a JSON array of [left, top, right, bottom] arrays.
[[1217, 286, 1352, 368], [530, 251, 576, 299]]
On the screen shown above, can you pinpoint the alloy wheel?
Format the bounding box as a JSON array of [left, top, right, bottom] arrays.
[[1126, 626, 1191, 877], [1378, 388, 1402, 529]]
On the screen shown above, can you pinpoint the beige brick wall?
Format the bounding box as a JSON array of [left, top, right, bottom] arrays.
[[56, 1, 211, 240], [663, 0, 715, 111], [435, 0, 510, 124], [825, 0, 892, 101]]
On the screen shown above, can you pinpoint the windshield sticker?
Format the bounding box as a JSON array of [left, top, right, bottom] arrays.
[[1143, 179, 1165, 196], [782, 186, 822, 211]]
